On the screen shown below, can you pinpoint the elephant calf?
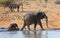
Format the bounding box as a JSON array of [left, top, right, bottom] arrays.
[[21, 12, 48, 30], [8, 23, 19, 31]]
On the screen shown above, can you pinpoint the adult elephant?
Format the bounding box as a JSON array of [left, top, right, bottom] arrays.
[[4, 2, 23, 12], [9, 3, 23, 12], [21, 12, 48, 30]]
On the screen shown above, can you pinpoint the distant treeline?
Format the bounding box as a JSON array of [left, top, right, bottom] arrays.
[[0, 0, 20, 5], [0, 0, 14, 6], [0, 0, 42, 4], [0, 0, 42, 6]]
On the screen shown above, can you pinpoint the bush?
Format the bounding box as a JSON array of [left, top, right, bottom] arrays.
[[3, 0, 15, 7], [0, 0, 15, 6]]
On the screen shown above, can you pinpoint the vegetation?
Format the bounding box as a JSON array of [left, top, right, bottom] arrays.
[[0, 0, 17, 6]]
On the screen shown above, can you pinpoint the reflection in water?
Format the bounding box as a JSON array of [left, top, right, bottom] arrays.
[[46, 30, 48, 38], [0, 29, 60, 38], [22, 30, 48, 38], [22, 30, 30, 38]]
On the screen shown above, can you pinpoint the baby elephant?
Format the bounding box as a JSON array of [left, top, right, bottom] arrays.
[[21, 12, 48, 30], [8, 23, 19, 31]]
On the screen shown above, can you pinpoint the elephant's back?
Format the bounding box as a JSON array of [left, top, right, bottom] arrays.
[[23, 13, 37, 25], [23, 13, 36, 20]]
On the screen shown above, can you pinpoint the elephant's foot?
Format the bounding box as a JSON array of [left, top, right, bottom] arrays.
[[41, 28, 45, 30]]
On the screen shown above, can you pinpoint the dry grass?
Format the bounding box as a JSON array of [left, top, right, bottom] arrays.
[[0, 0, 60, 29]]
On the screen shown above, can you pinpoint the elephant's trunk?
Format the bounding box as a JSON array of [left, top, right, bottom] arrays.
[[46, 16, 48, 28]]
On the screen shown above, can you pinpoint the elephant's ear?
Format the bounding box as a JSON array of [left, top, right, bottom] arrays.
[[42, 12, 45, 15], [37, 12, 44, 19], [42, 12, 47, 18]]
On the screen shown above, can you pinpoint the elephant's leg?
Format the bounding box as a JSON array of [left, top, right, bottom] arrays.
[[38, 20, 44, 30], [34, 23, 37, 30], [17, 6, 19, 12], [9, 7, 13, 12], [10, 9, 12, 12], [27, 25, 30, 30], [17, 9, 19, 12], [21, 23, 26, 31]]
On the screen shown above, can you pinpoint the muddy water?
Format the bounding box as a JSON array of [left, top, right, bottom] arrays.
[[0, 29, 60, 38]]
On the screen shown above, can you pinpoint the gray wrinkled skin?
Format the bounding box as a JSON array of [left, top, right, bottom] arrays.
[[21, 12, 48, 30], [8, 23, 19, 31]]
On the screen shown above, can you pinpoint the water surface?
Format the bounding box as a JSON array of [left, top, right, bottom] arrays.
[[0, 29, 60, 38]]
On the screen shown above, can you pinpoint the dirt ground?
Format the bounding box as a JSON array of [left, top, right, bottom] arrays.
[[0, 0, 60, 30]]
